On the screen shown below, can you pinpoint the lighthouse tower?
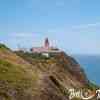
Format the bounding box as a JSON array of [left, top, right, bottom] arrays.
[[44, 38, 50, 49]]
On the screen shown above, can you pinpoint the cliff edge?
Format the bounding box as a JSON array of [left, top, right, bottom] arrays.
[[0, 44, 96, 100]]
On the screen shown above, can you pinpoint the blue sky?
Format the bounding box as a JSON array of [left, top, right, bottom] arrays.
[[0, 0, 100, 54]]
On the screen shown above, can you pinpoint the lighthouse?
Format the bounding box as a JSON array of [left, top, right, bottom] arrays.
[[30, 37, 60, 55], [44, 38, 49, 49]]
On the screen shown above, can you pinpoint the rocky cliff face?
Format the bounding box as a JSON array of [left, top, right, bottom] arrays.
[[0, 44, 93, 100]]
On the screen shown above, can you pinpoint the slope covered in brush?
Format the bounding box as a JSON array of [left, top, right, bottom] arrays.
[[16, 51, 89, 88], [0, 44, 97, 100], [0, 44, 39, 100]]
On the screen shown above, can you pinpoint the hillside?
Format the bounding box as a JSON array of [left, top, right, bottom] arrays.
[[0, 44, 97, 100]]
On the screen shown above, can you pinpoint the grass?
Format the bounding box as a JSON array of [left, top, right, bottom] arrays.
[[0, 48, 40, 99], [0, 59, 38, 89]]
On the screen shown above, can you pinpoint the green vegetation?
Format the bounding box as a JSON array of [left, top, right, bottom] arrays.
[[16, 51, 50, 60], [0, 46, 41, 99], [0, 44, 10, 50], [0, 59, 37, 88], [86, 81, 100, 90]]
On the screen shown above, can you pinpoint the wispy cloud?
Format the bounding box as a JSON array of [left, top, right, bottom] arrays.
[[71, 22, 100, 29], [68, 22, 100, 34], [9, 33, 34, 37], [6, 32, 43, 38]]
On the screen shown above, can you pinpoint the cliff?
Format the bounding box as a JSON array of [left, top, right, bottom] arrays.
[[0, 44, 96, 100]]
